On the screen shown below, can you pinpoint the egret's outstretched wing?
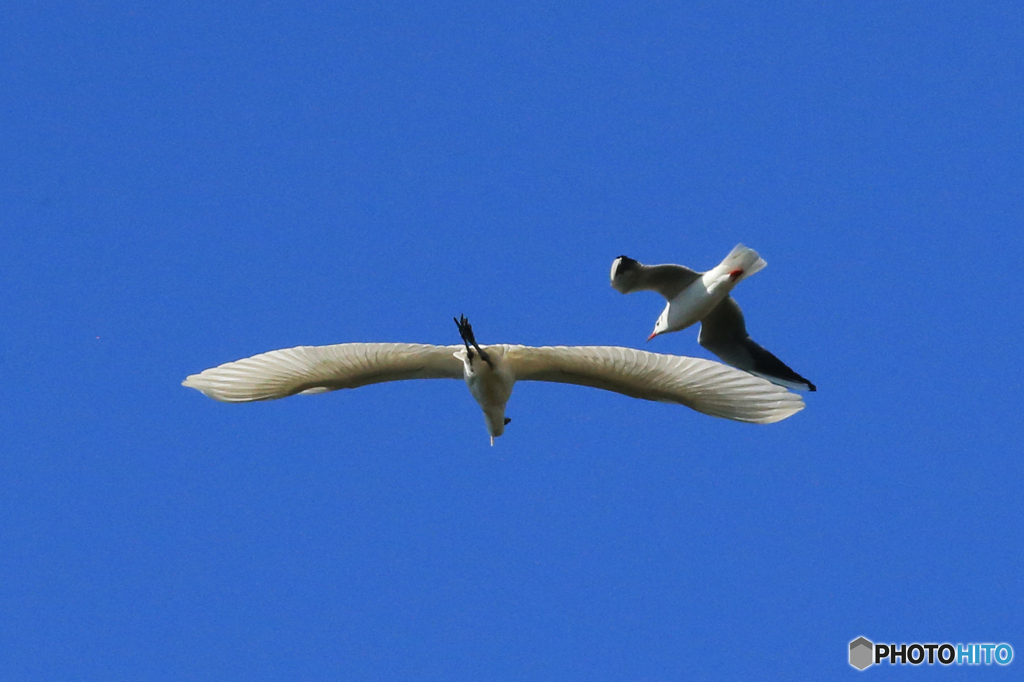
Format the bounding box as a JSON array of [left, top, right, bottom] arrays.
[[183, 343, 464, 402], [502, 345, 803, 424], [698, 297, 817, 392]]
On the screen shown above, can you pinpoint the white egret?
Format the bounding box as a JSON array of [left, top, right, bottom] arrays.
[[183, 315, 805, 444]]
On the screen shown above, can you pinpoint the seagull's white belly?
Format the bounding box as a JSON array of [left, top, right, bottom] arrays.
[[665, 270, 736, 332]]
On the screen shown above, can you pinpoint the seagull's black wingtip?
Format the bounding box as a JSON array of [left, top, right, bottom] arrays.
[[612, 255, 639, 272]]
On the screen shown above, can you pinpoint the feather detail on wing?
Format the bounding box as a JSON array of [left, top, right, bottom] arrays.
[[182, 343, 464, 402], [502, 345, 803, 424], [610, 257, 701, 300], [698, 298, 817, 392]]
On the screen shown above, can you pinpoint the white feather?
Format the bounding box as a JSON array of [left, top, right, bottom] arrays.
[[184, 341, 804, 432]]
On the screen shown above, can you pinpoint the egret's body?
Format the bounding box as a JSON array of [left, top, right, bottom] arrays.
[[183, 316, 805, 443]]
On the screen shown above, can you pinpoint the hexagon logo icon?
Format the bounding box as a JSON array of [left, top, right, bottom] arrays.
[[850, 637, 874, 670]]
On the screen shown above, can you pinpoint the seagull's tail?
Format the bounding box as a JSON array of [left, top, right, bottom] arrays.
[[721, 244, 766, 282]]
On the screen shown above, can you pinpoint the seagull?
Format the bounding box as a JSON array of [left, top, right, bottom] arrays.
[[610, 245, 817, 392], [183, 315, 805, 444]]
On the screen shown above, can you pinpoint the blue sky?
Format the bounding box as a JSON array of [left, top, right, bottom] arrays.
[[2, 2, 1021, 679]]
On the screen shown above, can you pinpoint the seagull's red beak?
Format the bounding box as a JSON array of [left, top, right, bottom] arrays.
[[729, 268, 744, 281], [646, 331, 657, 342]]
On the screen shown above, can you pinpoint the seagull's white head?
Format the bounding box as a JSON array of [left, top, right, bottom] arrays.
[[647, 308, 671, 342]]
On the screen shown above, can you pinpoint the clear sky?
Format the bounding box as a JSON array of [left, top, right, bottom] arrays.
[[2, 2, 1021, 679]]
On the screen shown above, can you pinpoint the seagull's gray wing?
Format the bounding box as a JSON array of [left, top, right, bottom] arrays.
[[610, 256, 701, 300], [698, 297, 817, 392], [182, 343, 464, 402], [502, 344, 804, 424]]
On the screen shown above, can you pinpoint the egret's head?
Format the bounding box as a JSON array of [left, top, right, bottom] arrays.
[[484, 407, 511, 445]]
